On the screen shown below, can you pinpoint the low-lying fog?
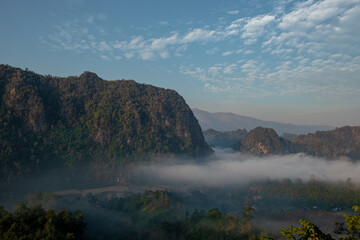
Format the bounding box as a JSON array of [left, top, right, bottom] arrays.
[[134, 148, 360, 186], [2, 148, 360, 207]]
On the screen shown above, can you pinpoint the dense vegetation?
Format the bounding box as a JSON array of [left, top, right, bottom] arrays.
[[203, 128, 247, 148], [3, 191, 274, 240], [241, 179, 360, 212], [2, 183, 360, 239], [0, 203, 85, 240], [0, 65, 212, 185], [232, 127, 291, 155], [280, 206, 360, 240], [292, 126, 360, 159], [230, 126, 360, 160]]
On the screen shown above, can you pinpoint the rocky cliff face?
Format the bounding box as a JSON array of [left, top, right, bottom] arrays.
[[0, 65, 212, 184], [231, 127, 290, 156]]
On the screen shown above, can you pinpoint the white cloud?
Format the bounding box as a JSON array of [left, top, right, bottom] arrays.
[[128, 36, 146, 49], [43, 0, 360, 103], [222, 51, 234, 56], [100, 55, 110, 61], [97, 13, 107, 20], [160, 51, 169, 59], [206, 47, 219, 55], [272, 0, 360, 57], [98, 41, 111, 52], [227, 10, 239, 15], [227, 18, 244, 30], [208, 66, 221, 76], [204, 83, 231, 93], [158, 21, 169, 26], [86, 16, 94, 24], [149, 33, 179, 50], [139, 50, 154, 60], [241, 15, 276, 42], [279, 0, 358, 30], [182, 28, 217, 42], [125, 52, 134, 59], [223, 64, 237, 74]]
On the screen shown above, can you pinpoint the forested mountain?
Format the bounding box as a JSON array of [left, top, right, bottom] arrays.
[[203, 128, 247, 148], [292, 126, 360, 159], [0, 65, 212, 184], [193, 108, 333, 135], [232, 127, 291, 155], [231, 126, 360, 160]]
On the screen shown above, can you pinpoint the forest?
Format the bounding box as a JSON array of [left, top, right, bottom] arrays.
[[1, 179, 360, 239]]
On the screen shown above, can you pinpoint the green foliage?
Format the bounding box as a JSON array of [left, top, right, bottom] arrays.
[[281, 219, 334, 240], [334, 205, 360, 240], [0, 203, 86, 240], [280, 205, 360, 240], [243, 179, 360, 212], [81, 190, 273, 239], [242, 200, 255, 223]]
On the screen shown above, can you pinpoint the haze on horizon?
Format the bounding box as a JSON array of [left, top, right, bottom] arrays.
[[1, 0, 359, 127]]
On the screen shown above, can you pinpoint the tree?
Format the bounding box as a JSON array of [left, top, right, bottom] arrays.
[[281, 219, 334, 240], [0, 203, 86, 240], [334, 205, 360, 240], [280, 205, 360, 240]]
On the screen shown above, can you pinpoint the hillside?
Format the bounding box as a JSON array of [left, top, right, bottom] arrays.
[[232, 127, 290, 155], [193, 108, 333, 135], [231, 126, 360, 160], [203, 128, 247, 148], [0, 65, 212, 184], [292, 126, 360, 159]]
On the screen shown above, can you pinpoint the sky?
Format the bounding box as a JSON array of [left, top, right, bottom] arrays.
[[1, 0, 360, 126]]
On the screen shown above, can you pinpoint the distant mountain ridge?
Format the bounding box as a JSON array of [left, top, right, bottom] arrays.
[[192, 108, 334, 135]]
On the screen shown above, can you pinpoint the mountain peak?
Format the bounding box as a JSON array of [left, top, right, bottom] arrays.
[[79, 71, 101, 80], [232, 126, 290, 155]]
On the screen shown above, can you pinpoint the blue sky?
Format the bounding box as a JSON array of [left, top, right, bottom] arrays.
[[1, 0, 360, 126]]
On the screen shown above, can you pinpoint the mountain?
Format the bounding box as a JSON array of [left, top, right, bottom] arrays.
[[292, 126, 360, 160], [231, 126, 360, 160], [0, 65, 212, 184], [192, 108, 334, 135], [232, 127, 290, 156], [203, 128, 247, 148]]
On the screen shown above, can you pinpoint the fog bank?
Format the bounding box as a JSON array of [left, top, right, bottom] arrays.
[[134, 151, 360, 186]]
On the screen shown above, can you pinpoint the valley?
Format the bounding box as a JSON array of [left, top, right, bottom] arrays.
[[0, 65, 359, 239]]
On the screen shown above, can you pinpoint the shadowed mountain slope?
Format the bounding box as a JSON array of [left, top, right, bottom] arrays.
[[0, 65, 212, 184], [203, 128, 247, 148]]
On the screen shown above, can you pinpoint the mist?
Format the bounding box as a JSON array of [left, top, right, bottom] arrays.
[[134, 149, 360, 187]]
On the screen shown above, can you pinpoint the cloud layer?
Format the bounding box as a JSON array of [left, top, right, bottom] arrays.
[[41, 0, 360, 104]]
